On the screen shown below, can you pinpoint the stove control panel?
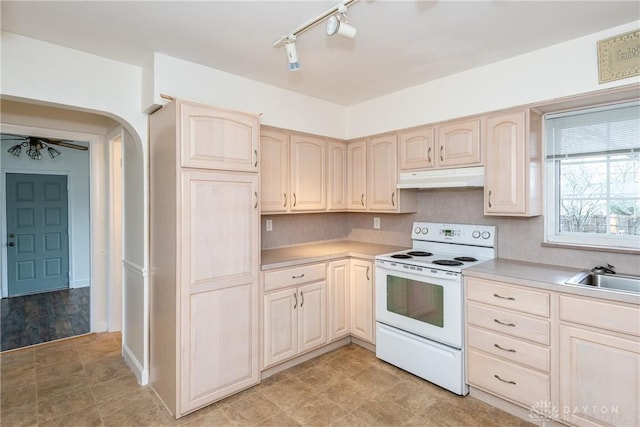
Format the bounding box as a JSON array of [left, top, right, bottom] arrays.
[[412, 222, 496, 247]]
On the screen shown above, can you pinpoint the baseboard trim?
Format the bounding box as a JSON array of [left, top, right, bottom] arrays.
[[122, 343, 148, 385]]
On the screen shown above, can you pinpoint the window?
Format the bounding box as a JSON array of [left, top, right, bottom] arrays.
[[544, 102, 640, 251]]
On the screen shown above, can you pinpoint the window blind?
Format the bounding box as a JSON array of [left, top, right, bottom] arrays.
[[545, 102, 640, 159]]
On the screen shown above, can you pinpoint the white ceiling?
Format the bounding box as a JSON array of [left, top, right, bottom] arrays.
[[2, 1, 638, 106]]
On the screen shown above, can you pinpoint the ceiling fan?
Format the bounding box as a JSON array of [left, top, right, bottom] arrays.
[[2, 133, 88, 160]]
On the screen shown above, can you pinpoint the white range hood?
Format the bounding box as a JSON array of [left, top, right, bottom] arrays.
[[397, 166, 484, 189]]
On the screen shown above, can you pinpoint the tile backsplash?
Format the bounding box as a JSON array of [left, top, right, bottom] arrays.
[[262, 188, 640, 275]]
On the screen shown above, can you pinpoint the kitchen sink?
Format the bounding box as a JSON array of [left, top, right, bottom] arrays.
[[565, 271, 640, 294]]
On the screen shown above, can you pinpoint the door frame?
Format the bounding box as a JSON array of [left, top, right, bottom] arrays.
[[1, 123, 106, 332], [3, 170, 73, 296]]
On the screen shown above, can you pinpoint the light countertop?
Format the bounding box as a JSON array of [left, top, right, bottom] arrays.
[[464, 258, 640, 305], [261, 240, 408, 271]]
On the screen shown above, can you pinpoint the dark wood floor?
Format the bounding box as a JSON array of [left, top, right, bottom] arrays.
[[1, 287, 90, 351]]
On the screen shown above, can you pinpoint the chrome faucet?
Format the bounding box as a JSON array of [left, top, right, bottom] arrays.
[[591, 264, 615, 274]]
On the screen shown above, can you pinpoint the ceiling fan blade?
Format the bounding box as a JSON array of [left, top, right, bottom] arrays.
[[44, 140, 89, 151]]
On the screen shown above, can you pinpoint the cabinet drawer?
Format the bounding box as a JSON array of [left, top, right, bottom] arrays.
[[467, 302, 550, 345], [559, 295, 640, 337], [264, 263, 326, 292], [466, 277, 549, 317], [467, 326, 550, 372], [467, 349, 549, 409]]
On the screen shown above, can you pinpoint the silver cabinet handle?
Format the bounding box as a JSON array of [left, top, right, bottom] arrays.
[[361, 193, 365, 206], [494, 319, 516, 327], [488, 190, 492, 208], [366, 266, 370, 281], [391, 192, 395, 207], [293, 292, 298, 309], [427, 146, 431, 163], [300, 291, 304, 307], [494, 374, 516, 385], [254, 149, 258, 167], [254, 191, 258, 209], [493, 293, 515, 301], [293, 193, 297, 207], [284, 193, 287, 208], [494, 344, 516, 353], [440, 145, 444, 162], [292, 274, 305, 279]]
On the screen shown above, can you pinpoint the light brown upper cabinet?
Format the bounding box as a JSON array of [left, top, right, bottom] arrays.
[[484, 109, 542, 217], [398, 126, 435, 170], [437, 119, 481, 167], [398, 119, 480, 171], [347, 139, 367, 210], [180, 101, 259, 172], [260, 129, 327, 213], [327, 140, 348, 211], [290, 133, 327, 211], [260, 127, 289, 213], [368, 133, 400, 211]]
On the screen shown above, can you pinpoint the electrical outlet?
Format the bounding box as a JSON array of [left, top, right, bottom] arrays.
[[373, 217, 380, 229], [266, 219, 273, 232]]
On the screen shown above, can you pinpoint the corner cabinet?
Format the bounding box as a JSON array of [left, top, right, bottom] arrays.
[[347, 139, 367, 210], [150, 100, 260, 418], [290, 133, 327, 211], [260, 127, 289, 213], [327, 140, 348, 211], [484, 109, 542, 216]]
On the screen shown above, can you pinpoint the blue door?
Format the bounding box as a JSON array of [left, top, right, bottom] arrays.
[[6, 173, 70, 296]]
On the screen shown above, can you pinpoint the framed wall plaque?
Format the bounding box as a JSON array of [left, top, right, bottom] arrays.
[[598, 29, 640, 84]]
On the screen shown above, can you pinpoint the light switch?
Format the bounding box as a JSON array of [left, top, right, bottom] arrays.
[[266, 219, 273, 232], [373, 217, 380, 229]]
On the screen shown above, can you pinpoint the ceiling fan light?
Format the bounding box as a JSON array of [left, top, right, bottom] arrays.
[[7, 144, 22, 157], [48, 146, 62, 159]]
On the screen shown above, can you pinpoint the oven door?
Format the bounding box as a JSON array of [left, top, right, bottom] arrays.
[[375, 263, 463, 348]]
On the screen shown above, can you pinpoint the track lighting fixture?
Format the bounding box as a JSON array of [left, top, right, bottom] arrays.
[[326, 3, 356, 38], [285, 36, 301, 71], [273, 0, 360, 71]]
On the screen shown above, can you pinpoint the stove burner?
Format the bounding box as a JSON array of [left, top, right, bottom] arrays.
[[432, 259, 464, 266], [391, 254, 412, 259], [454, 256, 477, 262], [406, 251, 432, 257]]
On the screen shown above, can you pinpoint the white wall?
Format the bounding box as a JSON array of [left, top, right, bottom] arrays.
[[148, 53, 347, 138], [1, 136, 91, 289], [346, 20, 640, 138]]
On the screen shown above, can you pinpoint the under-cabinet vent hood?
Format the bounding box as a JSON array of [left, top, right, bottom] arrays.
[[397, 166, 484, 189]]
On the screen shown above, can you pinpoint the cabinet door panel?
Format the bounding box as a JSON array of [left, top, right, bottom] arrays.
[[560, 325, 640, 427], [485, 112, 526, 214], [182, 171, 259, 292], [399, 127, 435, 170], [328, 141, 348, 211], [328, 260, 350, 341], [260, 128, 289, 213], [368, 134, 398, 211], [264, 288, 298, 367], [290, 134, 326, 211], [350, 260, 374, 343], [347, 140, 367, 210], [437, 119, 480, 167], [182, 282, 258, 413], [181, 102, 259, 172], [298, 282, 327, 353]]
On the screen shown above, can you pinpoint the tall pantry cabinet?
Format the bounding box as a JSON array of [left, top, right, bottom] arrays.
[[149, 99, 261, 418]]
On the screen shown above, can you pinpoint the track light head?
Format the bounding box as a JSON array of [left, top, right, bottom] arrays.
[[326, 5, 356, 38], [285, 39, 301, 72]]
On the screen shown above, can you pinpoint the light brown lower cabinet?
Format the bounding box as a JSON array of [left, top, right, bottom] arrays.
[[350, 259, 375, 344], [558, 295, 640, 427], [466, 276, 640, 427], [262, 264, 327, 368]]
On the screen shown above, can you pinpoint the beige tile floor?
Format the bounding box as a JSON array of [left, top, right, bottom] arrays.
[[1, 332, 532, 426]]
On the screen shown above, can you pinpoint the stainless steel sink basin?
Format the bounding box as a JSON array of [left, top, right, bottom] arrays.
[[566, 271, 640, 294]]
